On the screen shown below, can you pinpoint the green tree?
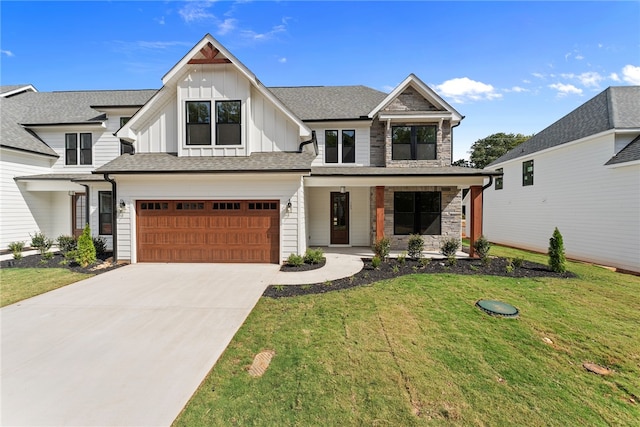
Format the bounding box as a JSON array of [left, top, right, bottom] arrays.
[[75, 224, 96, 268], [548, 227, 567, 273], [469, 132, 531, 168]]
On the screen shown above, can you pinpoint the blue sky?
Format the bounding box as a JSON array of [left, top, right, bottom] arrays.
[[2, 1, 639, 161]]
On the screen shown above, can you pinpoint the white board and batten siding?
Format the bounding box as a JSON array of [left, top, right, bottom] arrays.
[[311, 124, 371, 167], [484, 132, 640, 273], [115, 174, 306, 263]]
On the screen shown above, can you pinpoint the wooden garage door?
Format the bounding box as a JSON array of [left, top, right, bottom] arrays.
[[136, 200, 279, 263]]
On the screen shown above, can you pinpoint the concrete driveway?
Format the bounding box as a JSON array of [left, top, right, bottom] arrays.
[[1, 263, 279, 426]]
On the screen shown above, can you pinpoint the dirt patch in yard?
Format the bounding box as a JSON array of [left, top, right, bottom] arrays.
[[264, 257, 576, 298]]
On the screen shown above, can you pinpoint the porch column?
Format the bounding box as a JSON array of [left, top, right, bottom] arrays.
[[376, 186, 385, 241], [469, 185, 483, 258]]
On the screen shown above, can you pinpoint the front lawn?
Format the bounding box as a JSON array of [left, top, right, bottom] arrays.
[[0, 269, 92, 307], [174, 246, 640, 426]]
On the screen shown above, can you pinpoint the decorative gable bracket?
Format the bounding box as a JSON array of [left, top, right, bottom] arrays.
[[187, 43, 232, 65]]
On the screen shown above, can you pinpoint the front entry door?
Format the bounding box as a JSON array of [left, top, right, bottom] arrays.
[[72, 193, 87, 238], [330, 192, 349, 245]]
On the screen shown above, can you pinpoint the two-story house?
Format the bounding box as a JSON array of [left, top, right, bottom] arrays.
[[1, 34, 496, 263]]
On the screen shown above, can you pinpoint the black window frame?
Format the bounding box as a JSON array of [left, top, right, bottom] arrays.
[[325, 130, 338, 163], [186, 101, 212, 146], [215, 100, 241, 146], [65, 133, 92, 165], [98, 191, 113, 235], [342, 129, 355, 163], [523, 160, 534, 186], [495, 168, 503, 190], [392, 125, 437, 161], [393, 191, 441, 235], [65, 133, 78, 165]]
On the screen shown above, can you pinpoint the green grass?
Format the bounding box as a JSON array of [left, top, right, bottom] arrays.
[[175, 246, 640, 426], [0, 268, 92, 307]]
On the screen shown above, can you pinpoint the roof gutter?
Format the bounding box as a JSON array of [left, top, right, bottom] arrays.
[[298, 130, 318, 154], [103, 174, 118, 265]]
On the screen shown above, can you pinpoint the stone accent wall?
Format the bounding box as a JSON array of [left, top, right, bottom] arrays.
[[384, 86, 439, 111], [369, 118, 386, 166], [370, 186, 462, 251]]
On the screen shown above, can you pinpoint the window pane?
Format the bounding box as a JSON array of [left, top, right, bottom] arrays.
[[186, 102, 211, 145], [495, 168, 503, 190], [416, 143, 436, 160], [120, 117, 131, 127], [418, 192, 440, 213], [325, 130, 338, 163], [394, 192, 416, 235], [392, 126, 411, 160], [99, 191, 112, 235], [80, 133, 92, 165], [394, 192, 415, 213], [523, 160, 534, 186], [415, 126, 436, 143], [65, 133, 77, 165], [216, 101, 241, 124], [420, 213, 441, 235], [394, 213, 414, 235], [187, 102, 211, 124], [342, 130, 355, 163], [216, 123, 241, 145]]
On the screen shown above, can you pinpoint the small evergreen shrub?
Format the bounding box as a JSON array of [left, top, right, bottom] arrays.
[[397, 252, 407, 265], [304, 247, 324, 265], [30, 232, 53, 256], [57, 235, 77, 254], [75, 225, 96, 268], [407, 234, 424, 260], [513, 257, 524, 269], [286, 253, 304, 267], [371, 255, 381, 269], [473, 235, 492, 263], [372, 237, 390, 260], [419, 257, 430, 268], [440, 238, 460, 265], [8, 241, 25, 260], [92, 237, 107, 256], [548, 227, 567, 273], [505, 258, 514, 274]]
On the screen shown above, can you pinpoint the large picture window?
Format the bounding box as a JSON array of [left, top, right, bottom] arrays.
[[523, 160, 534, 186], [186, 101, 211, 145], [216, 100, 241, 145], [392, 125, 437, 160], [65, 133, 92, 165], [394, 191, 441, 235], [98, 191, 113, 235]]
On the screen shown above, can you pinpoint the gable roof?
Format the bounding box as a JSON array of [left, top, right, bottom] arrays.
[[605, 135, 640, 166], [269, 86, 387, 121], [489, 86, 640, 167], [0, 84, 37, 98]]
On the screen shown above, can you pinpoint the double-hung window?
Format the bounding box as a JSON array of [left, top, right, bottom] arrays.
[[186, 101, 212, 145], [325, 129, 356, 164], [216, 100, 241, 145], [523, 160, 534, 186], [98, 191, 112, 235], [393, 191, 441, 235], [65, 133, 92, 165], [392, 125, 437, 160]]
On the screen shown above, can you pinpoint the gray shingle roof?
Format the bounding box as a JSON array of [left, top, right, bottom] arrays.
[[0, 98, 58, 157], [269, 86, 387, 121], [311, 166, 497, 176], [605, 135, 640, 165], [0, 85, 35, 96], [95, 152, 316, 174], [488, 86, 640, 167]]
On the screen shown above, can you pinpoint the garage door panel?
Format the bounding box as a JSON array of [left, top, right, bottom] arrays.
[[137, 200, 279, 263]]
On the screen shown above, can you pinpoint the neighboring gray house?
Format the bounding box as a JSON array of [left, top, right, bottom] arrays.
[[1, 34, 495, 263], [483, 86, 640, 273]]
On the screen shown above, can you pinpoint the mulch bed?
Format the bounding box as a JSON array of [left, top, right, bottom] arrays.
[[279, 258, 326, 272], [264, 256, 576, 298], [0, 252, 124, 275]]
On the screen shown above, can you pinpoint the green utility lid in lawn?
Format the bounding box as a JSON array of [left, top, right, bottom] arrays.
[[475, 299, 519, 318]]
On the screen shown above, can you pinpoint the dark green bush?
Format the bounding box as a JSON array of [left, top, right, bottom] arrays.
[[548, 227, 567, 273], [473, 235, 492, 262], [30, 232, 53, 256], [57, 235, 77, 254], [286, 253, 304, 267], [304, 247, 324, 264], [407, 234, 424, 260], [440, 238, 460, 266], [75, 225, 96, 268], [8, 241, 25, 260], [372, 237, 390, 260], [92, 237, 107, 256]]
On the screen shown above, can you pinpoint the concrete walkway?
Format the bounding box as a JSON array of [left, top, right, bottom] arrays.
[[1, 263, 279, 427]]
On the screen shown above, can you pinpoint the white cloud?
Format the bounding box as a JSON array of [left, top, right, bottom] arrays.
[[217, 18, 237, 35], [156, 16, 165, 25], [278, 57, 287, 63], [577, 71, 604, 87], [610, 72, 621, 82], [575, 54, 584, 60], [1, 49, 14, 57], [532, 72, 545, 80], [549, 83, 583, 96], [508, 86, 528, 93], [435, 77, 502, 103], [621, 64, 640, 85], [179, 1, 216, 23]]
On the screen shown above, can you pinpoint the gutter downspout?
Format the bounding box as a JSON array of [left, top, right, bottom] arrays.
[[298, 130, 317, 154], [103, 174, 118, 264]]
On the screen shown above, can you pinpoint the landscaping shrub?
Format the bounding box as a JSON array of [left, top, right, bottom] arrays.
[[286, 253, 304, 267], [304, 247, 324, 265], [371, 255, 381, 269], [440, 238, 460, 266], [372, 237, 390, 260], [92, 237, 107, 256], [57, 235, 77, 254], [397, 252, 407, 265], [548, 227, 567, 273], [8, 241, 25, 260], [473, 235, 492, 265], [513, 257, 524, 269], [75, 225, 96, 268], [407, 234, 424, 260], [30, 232, 53, 256]]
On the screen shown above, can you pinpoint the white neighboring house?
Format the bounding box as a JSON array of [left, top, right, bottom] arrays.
[[484, 86, 640, 273], [1, 34, 496, 263]]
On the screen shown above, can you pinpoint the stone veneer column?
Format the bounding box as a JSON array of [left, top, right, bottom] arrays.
[[469, 185, 483, 258], [376, 186, 385, 241]]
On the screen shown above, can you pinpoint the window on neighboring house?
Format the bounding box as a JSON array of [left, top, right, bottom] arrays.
[[495, 168, 503, 190], [216, 100, 241, 145], [98, 191, 112, 235], [393, 191, 441, 235], [186, 101, 211, 145], [523, 160, 534, 186], [392, 125, 437, 160], [65, 133, 92, 165], [325, 130, 338, 163], [342, 130, 355, 163], [120, 117, 131, 128]]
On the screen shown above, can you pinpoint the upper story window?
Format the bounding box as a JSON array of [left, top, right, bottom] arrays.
[[523, 160, 534, 186], [495, 168, 503, 190], [325, 129, 356, 164], [186, 101, 211, 145], [216, 100, 241, 145], [65, 133, 92, 165], [392, 125, 436, 161]]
